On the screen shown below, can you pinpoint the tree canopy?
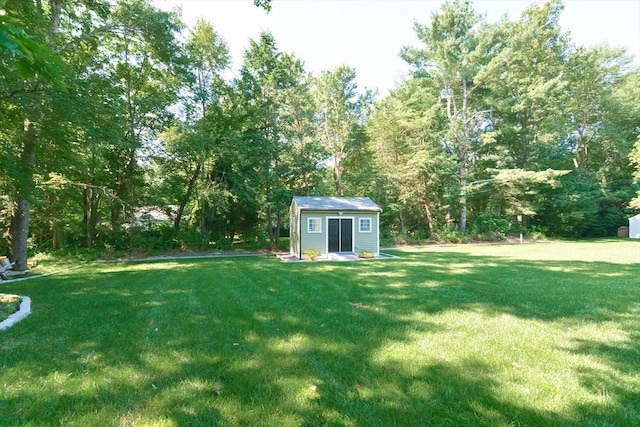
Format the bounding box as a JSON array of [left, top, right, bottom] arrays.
[[1, 0, 639, 264]]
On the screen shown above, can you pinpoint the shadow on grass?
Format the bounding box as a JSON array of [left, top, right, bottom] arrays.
[[1, 249, 639, 425]]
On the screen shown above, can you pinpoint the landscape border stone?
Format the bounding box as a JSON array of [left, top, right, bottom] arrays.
[[0, 295, 31, 332]]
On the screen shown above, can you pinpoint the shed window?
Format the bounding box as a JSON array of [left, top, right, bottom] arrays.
[[307, 217, 321, 233], [359, 218, 372, 233]]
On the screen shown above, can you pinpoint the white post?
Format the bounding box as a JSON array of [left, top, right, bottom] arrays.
[[517, 215, 523, 244]]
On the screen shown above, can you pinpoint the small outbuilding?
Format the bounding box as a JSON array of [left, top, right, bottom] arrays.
[[290, 196, 382, 259], [629, 214, 640, 239]]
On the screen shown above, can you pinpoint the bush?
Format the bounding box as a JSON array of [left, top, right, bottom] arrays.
[[525, 226, 548, 241], [129, 224, 178, 252], [359, 250, 374, 259], [435, 228, 470, 244], [303, 249, 320, 261], [472, 213, 511, 237]]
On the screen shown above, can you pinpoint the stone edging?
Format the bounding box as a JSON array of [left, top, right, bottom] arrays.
[[0, 295, 31, 332]]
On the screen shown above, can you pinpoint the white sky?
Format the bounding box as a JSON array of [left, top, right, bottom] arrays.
[[153, 0, 640, 97]]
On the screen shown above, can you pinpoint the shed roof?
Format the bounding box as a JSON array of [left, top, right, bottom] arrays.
[[293, 196, 382, 212]]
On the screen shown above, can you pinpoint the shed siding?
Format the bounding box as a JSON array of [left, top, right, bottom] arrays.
[[290, 197, 382, 259], [299, 210, 380, 256], [300, 211, 328, 255], [353, 213, 379, 255]]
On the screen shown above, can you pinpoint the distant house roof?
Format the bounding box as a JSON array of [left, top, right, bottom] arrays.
[[292, 196, 382, 212]]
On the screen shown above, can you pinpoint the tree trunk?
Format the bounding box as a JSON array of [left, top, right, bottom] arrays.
[[49, 0, 63, 35], [7, 119, 37, 271], [266, 204, 274, 246], [8, 198, 31, 271], [423, 198, 435, 238], [174, 163, 201, 233], [458, 79, 469, 233], [334, 154, 343, 196], [459, 162, 467, 233], [46, 192, 64, 249], [84, 187, 99, 248], [275, 204, 282, 246], [52, 219, 64, 250]]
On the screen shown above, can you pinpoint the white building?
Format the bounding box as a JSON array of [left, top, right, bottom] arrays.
[[629, 214, 640, 239]]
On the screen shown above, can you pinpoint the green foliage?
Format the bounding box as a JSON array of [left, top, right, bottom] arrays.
[[128, 224, 179, 252], [0, 14, 66, 87], [434, 227, 470, 244], [471, 212, 511, 241], [1, 0, 639, 260], [253, 0, 272, 12], [313, 65, 372, 196]]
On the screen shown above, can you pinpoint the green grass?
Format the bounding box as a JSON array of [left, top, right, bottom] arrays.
[[0, 295, 21, 322], [1, 240, 640, 426]]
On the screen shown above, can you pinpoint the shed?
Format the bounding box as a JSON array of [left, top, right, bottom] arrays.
[[290, 196, 382, 259], [629, 214, 640, 239]]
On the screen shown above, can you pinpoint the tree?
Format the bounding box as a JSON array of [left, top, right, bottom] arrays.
[[368, 77, 456, 238], [1, 0, 73, 270], [100, 0, 184, 233], [233, 32, 309, 246], [158, 18, 230, 237], [253, 0, 271, 12], [279, 73, 325, 197], [313, 65, 371, 196], [401, 0, 498, 232], [480, 0, 570, 171]]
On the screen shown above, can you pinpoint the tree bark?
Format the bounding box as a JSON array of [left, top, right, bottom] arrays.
[[52, 218, 64, 250], [275, 203, 282, 246], [50, 193, 64, 249], [174, 163, 201, 233], [84, 187, 99, 248], [423, 197, 435, 238], [8, 197, 31, 271], [49, 0, 64, 36], [459, 162, 467, 233], [7, 119, 37, 271], [334, 154, 343, 196]]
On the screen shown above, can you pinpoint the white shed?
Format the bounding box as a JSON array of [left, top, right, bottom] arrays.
[[629, 214, 640, 239]]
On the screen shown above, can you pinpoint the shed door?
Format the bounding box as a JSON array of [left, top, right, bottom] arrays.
[[328, 218, 353, 252]]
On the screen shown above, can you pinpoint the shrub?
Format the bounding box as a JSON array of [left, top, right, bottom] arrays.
[[435, 228, 470, 244], [472, 212, 511, 240], [303, 249, 320, 261], [359, 250, 375, 259], [526, 226, 548, 241]]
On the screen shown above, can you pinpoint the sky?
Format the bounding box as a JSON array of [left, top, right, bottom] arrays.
[[153, 0, 640, 97]]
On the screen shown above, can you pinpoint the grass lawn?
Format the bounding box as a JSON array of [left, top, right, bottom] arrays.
[[1, 240, 639, 426]]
